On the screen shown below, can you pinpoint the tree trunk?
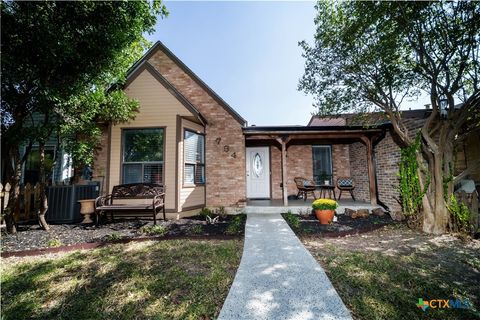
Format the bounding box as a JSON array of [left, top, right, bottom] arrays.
[[420, 136, 451, 234], [37, 141, 50, 231], [3, 147, 22, 234], [415, 150, 433, 232], [430, 152, 449, 233]]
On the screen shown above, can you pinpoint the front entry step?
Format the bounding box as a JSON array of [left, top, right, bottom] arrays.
[[244, 205, 311, 214], [244, 204, 383, 215]]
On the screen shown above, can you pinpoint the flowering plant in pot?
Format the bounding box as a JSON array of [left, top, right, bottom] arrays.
[[312, 199, 338, 224]]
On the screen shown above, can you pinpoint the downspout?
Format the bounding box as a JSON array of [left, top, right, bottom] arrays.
[[372, 128, 390, 212]]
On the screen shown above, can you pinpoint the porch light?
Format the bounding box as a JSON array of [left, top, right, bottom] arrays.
[[439, 96, 448, 119]]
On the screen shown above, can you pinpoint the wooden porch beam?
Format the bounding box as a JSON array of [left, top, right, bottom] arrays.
[[362, 136, 378, 206], [245, 133, 373, 141], [244, 129, 383, 135], [275, 136, 289, 206]]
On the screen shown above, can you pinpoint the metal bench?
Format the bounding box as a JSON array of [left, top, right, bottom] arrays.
[[95, 183, 165, 225]]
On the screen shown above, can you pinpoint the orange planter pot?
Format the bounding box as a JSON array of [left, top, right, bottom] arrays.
[[315, 209, 335, 224]]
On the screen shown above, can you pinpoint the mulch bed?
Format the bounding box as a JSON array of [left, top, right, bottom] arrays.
[[285, 213, 398, 237], [1, 215, 245, 254], [1, 234, 241, 258]]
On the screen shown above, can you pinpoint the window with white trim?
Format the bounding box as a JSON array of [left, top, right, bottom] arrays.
[[122, 128, 164, 184], [184, 130, 205, 185]]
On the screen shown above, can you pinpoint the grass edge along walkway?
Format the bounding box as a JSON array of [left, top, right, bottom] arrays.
[[1, 239, 243, 320]]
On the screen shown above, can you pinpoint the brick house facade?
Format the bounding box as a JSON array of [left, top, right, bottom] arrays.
[[92, 42, 478, 215]]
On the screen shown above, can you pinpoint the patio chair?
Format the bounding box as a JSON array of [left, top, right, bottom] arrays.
[[294, 177, 317, 201], [336, 177, 355, 201]]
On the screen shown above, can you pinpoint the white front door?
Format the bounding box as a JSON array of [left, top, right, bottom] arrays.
[[246, 147, 270, 198]]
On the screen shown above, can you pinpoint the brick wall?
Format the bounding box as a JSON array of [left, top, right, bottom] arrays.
[[148, 49, 246, 207], [332, 144, 351, 183], [349, 142, 370, 202], [270, 144, 351, 200], [286, 145, 314, 196], [374, 118, 425, 212], [374, 132, 401, 212], [270, 145, 314, 199]]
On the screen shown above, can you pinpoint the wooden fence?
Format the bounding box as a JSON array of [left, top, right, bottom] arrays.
[[0, 182, 43, 222]]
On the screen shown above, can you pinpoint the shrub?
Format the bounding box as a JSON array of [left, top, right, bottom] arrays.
[[283, 211, 300, 229], [447, 194, 472, 233], [225, 214, 246, 235], [105, 233, 122, 242], [47, 239, 63, 247], [199, 207, 213, 219], [190, 224, 203, 235], [141, 225, 168, 236], [312, 199, 338, 210], [216, 206, 228, 219]]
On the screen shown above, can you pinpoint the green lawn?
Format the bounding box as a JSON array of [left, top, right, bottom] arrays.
[[303, 225, 480, 320], [1, 239, 243, 320]]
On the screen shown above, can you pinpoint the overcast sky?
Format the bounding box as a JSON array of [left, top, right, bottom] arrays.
[[146, 1, 428, 126]]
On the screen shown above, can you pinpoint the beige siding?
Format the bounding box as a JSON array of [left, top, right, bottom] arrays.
[[179, 118, 205, 210], [109, 69, 193, 211]]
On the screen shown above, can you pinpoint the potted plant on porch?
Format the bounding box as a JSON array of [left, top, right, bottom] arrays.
[[312, 199, 338, 224]]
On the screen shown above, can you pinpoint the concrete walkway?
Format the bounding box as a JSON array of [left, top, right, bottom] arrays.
[[218, 213, 352, 320]]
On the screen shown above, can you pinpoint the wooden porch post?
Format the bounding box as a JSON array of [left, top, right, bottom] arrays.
[[362, 136, 378, 205], [276, 136, 290, 206]]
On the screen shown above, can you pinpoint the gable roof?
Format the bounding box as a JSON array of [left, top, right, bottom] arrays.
[[307, 117, 346, 126], [125, 61, 207, 126], [125, 41, 247, 126]]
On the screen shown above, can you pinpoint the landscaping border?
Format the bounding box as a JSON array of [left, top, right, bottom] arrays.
[[297, 222, 394, 238], [1, 234, 242, 258]]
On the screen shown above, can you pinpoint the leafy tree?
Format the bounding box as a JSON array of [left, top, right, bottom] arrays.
[[299, 1, 480, 233], [1, 1, 167, 233]]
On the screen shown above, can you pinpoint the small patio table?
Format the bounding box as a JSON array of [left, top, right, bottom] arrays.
[[316, 184, 337, 201]]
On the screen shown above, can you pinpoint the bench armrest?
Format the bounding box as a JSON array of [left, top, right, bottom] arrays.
[[153, 193, 165, 208], [95, 194, 112, 208]]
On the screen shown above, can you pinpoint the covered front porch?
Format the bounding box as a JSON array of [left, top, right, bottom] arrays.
[[243, 124, 389, 212], [244, 199, 380, 214]]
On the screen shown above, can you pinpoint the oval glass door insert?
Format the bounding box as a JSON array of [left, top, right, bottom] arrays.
[[253, 153, 263, 177]]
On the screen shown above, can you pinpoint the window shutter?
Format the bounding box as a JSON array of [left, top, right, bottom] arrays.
[[196, 135, 205, 163], [184, 131, 198, 163], [184, 165, 195, 184], [184, 131, 205, 184]]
